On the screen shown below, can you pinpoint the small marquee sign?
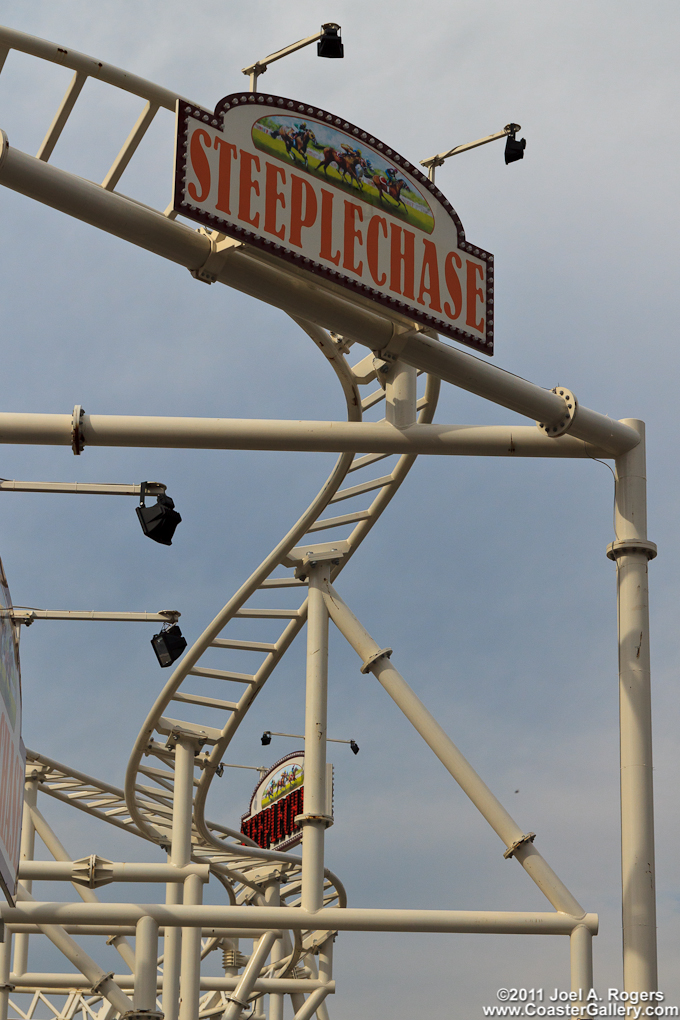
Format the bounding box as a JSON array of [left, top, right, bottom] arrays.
[[174, 93, 495, 355]]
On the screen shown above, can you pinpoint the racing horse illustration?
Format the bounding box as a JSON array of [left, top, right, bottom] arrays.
[[372, 173, 408, 210], [271, 124, 318, 167], [316, 144, 365, 189]]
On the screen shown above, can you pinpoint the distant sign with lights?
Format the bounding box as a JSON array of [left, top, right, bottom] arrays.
[[174, 94, 495, 355], [241, 751, 306, 851], [0, 559, 24, 904]]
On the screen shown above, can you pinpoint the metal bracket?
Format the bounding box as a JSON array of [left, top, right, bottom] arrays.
[[285, 540, 350, 577], [71, 404, 85, 455], [360, 648, 393, 674], [72, 854, 114, 888], [503, 832, 536, 859], [536, 388, 577, 438], [606, 539, 658, 562], [190, 231, 244, 284]]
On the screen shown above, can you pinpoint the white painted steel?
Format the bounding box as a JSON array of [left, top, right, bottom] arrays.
[[18, 862, 209, 883], [611, 421, 657, 991], [300, 563, 331, 915], [321, 581, 587, 919], [0, 142, 640, 455], [570, 924, 593, 1004], [2, 901, 597, 935], [0, 480, 165, 496], [0, 412, 631, 459], [7, 974, 332, 994], [0, 25, 659, 1009], [221, 931, 279, 1020], [134, 915, 159, 1010], [13, 780, 37, 977]]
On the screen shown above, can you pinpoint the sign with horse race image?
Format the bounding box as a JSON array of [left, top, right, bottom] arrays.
[[175, 93, 494, 355]]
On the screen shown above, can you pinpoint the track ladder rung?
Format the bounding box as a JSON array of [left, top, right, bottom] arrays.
[[330, 475, 394, 503], [259, 577, 305, 588], [211, 638, 277, 652], [188, 667, 256, 683], [348, 452, 392, 472], [308, 510, 371, 533], [171, 691, 240, 712], [235, 608, 301, 619]]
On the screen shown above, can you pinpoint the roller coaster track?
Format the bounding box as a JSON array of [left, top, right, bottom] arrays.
[[1, 25, 441, 1017]]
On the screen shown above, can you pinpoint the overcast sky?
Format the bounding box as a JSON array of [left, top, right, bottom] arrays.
[[1, 2, 679, 1016]]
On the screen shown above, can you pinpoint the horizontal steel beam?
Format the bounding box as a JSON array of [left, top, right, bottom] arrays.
[[1, 902, 599, 935], [0, 141, 639, 455], [19, 861, 209, 883], [6, 924, 274, 937], [10, 973, 331, 995], [0, 412, 627, 459], [0, 480, 165, 496], [12, 609, 180, 624]]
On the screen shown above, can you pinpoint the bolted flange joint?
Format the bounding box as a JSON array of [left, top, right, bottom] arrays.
[[536, 387, 577, 438], [503, 831, 536, 859], [606, 539, 657, 562], [360, 648, 393, 674]]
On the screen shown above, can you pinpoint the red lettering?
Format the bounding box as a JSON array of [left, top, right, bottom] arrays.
[[264, 162, 286, 240], [389, 225, 415, 299], [417, 239, 442, 312], [319, 189, 340, 265], [343, 202, 364, 276], [188, 129, 212, 203], [214, 138, 237, 214], [465, 260, 485, 331], [289, 175, 318, 247], [238, 150, 261, 227], [367, 215, 387, 286], [443, 251, 463, 320]]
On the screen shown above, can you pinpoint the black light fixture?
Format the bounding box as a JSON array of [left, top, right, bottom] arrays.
[[350, 739, 360, 755], [317, 23, 343, 58], [151, 624, 187, 668], [137, 483, 182, 546], [504, 125, 526, 165], [261, 731, 272, 745]]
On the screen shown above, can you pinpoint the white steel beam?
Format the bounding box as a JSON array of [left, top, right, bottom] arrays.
[[0, 902, 598, 935], [0, 141, 639, 454], [0, 413, 637, 459], [609, 420, 657, 991]]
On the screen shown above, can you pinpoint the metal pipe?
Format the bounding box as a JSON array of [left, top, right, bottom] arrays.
[[301, 562, 330, 914], [8, 973, 333, 994], [28, 804, 136, 971], [570, 924, 593, 1004], [6, 925, 274, 937], [222, 931, 279, 1020], [384, 361, 417, 429], [611, 420, 657, 991], [134, 915, 159, 1010], [322, 582, 587, 918], [0, 480, 165, 496], [168, 737, 197, 1020], [263, 882, 284, 1020], [1, 902, 598, 934], [13, 888, 133, 1014], [0, 413, 632, 459], [291, 987, 331, 1020], [178, 873, 203, 1020], [13, 780, 37, 976], [19, 862, 209, 883], [0, 143, 640, 455]]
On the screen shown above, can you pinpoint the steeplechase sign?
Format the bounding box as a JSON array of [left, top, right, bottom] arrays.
[[174, 93, 495, 355], [241, 751, 306, 851]]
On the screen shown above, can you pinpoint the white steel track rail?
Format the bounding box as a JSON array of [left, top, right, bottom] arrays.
[[0, 23, 658, 1016]]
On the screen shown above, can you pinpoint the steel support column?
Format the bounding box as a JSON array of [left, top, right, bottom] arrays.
[[609, 419, 657, 990]]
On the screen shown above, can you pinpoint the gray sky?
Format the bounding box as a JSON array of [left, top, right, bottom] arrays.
[[1, 2, 679, 1016]]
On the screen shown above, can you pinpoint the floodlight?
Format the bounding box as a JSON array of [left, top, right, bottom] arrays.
[[136, 484, 182, 546], [317, 24, 344, 58], [504, 130, 526, 164], [261, 731, 272, 745], [151, 624, 187, 668], [350, 740, 360, 755]]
